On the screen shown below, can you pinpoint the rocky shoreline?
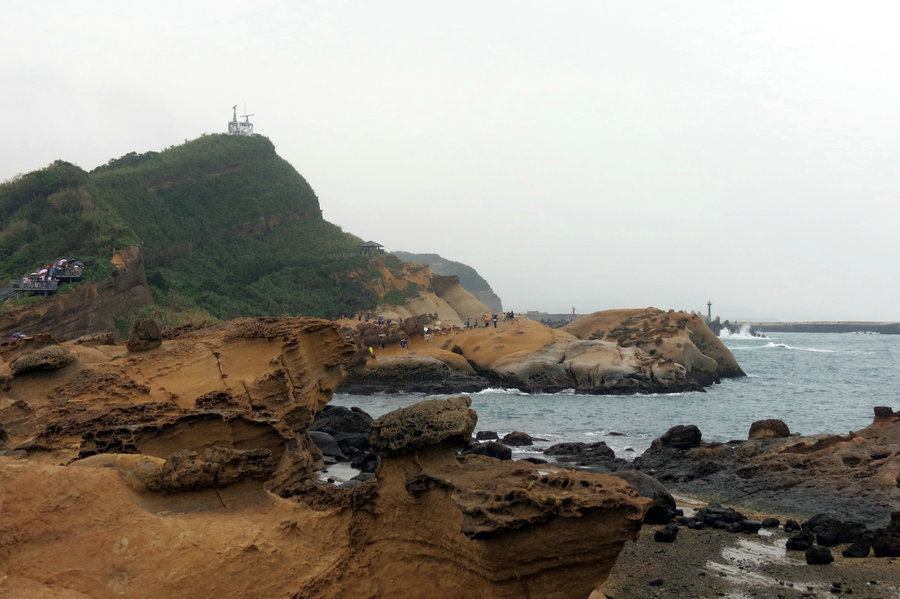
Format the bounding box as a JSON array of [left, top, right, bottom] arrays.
[[313, 402, 900, 598], [1, 316, 897, 598], [338, 308, 745, 395]]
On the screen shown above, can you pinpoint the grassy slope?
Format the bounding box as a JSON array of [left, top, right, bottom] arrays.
[[0, 134, 382, 322]]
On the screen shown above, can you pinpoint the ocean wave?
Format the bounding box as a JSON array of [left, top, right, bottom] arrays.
[[719, 325, 771, 340], [474, 387, 531, 396], [762, 342, 835, 353]]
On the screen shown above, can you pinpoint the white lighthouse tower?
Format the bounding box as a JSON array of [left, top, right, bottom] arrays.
[[227, 105, 254, 135]]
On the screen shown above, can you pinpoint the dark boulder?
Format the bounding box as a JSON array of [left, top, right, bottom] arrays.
[[609, 470, 676, 525], [501, 431, 535, 446], [741, 520, 762, 534], [784, 519, 801, 532], [464, 441, 512, 461], [872, 534, 900, 557], [802, 513, 868, 545], [658, 424, 702, 449], [872, 513, 900, 557], [748, 418, 791, 440], [805, 544, 834, 565], [350, 452, 378, 473], [842, 534, 873, 558], [696, 504, 748, 531], [475, 430, 499, 441], [654, 523, 679, 543], [786, 531, 814, 551], [679, 516, 705, 530], [544, 441, 615, 462], [308, 431, 346, 460], [312, 405, 374, 436], [761, 517, 780, 528], [334, 432, 372, 457]]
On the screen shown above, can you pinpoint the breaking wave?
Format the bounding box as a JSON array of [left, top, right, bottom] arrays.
[[474, 387, 530, 395], [718, 324, 770, 340], [761, 342, 834, 353]]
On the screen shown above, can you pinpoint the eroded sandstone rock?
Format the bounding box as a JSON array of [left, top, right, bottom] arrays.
[[126, 318, 162, 352], [5, 334, 76, 374], [342, 308, 745, 395], [1, 323, 658, 599], [295, 396, 650, 599], [748, 418, 791, 439], [369, 395, 476, 456]]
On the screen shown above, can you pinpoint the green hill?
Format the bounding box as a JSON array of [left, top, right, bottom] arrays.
[[391, 251, 502, 312], [0, 134, 392, 322]]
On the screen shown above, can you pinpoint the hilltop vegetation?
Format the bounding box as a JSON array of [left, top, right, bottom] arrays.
[[0, 134, 390, 323]]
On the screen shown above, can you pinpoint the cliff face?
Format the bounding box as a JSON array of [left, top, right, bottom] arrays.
[[364, 258, 493, 327], [0, 246, 152, 341], [0, 318, 648, 599], [391, 251, 503, 312]]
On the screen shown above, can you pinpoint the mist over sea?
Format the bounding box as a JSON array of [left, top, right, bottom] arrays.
[[333, 330, 900, 460]]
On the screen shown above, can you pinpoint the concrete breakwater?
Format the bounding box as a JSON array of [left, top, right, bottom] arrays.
[[736, 321, 900, 335]]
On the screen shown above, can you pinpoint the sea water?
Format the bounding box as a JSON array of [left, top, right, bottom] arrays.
[[332, 330, 900, 459]]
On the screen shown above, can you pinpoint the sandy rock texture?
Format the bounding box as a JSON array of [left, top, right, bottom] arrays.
[[0, 319, 649, 599], [343, 308, 744, 394], [296, 396, 649, 599], [365, 258, 494, 327]]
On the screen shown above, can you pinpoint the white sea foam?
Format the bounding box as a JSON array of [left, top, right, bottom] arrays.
[[475, 387, 531, 395], [763, 342, 834, 353], [719, 324, 770, 340]]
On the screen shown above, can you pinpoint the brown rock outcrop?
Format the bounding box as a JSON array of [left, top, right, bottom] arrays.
[[7, 337, 75, 374], [1, 322, 651, 599], [1, 316, 355, 490], [563, 308, 745, 381], [369, 395, 476, 456], [126, 318, 162, 352], [344, 308, 745, 395], [296, 396, 650, 599], [748, 418, 791, 439]]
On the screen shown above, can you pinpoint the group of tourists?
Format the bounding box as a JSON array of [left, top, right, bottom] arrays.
[[465, 311, 517, 329], [9, 258, 85, 295]]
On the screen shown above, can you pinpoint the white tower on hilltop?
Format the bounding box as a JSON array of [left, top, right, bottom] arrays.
[[227, 105, 254, 135]]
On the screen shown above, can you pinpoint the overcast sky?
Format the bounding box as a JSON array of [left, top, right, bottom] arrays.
[[3, 1, 899, 321]]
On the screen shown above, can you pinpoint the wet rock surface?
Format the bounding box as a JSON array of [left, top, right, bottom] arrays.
[[593, 409, 900, 527]]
